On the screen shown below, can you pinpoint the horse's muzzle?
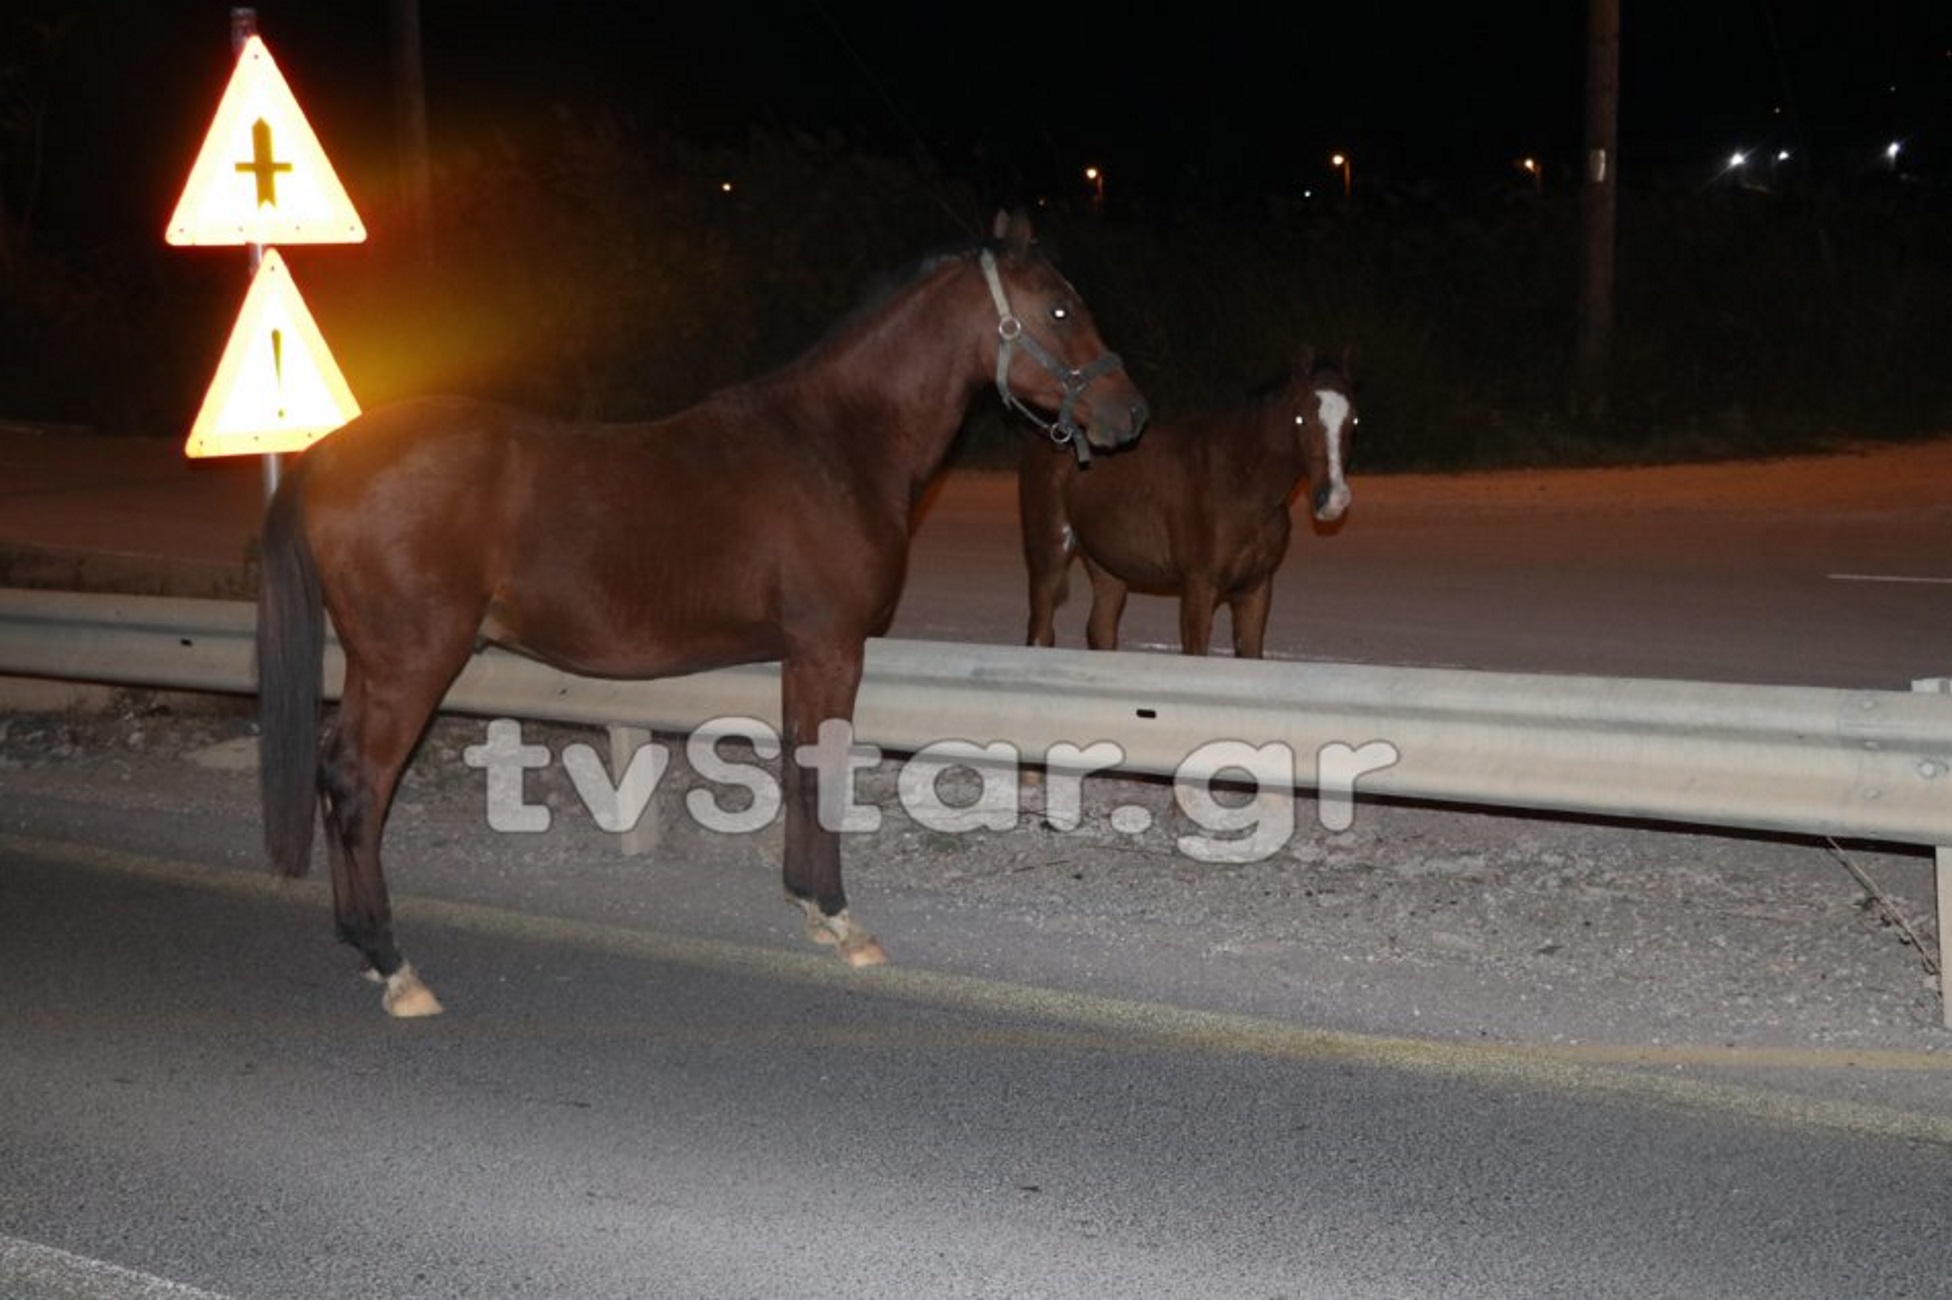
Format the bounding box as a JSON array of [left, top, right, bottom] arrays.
[[1086, 387, 1150, 450], [1312, 479, 1352, 522]]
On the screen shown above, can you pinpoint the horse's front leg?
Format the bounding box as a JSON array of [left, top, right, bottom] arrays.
[[1024, 554, 1068, 649], [1229, 578, 1274, 659], [1178, 577, 1220, 656], [1019, 467, 1073, 649], [1082, 559, 1129, 651], [779, 648, 886, 967]]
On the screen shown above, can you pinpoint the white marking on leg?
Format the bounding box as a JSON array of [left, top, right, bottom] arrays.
[[381, 962, 445, 1017], [796, 897, 887, 967]]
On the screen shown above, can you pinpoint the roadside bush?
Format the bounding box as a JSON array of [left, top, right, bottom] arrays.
[[1, 113, 1946, 470]]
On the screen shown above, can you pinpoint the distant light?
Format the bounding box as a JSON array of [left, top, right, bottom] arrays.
[[1886, 141, 1903, 160], [1084, 166, 1101, 183], [1330, 153, 1347, 168], [720, 180, 735, 194], [1728, 151, 1748, 168], [1775, 150, 1791, 162]]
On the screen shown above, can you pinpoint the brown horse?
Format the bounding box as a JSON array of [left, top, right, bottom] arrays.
[[257, 211, 1148, 1016], [1019, 347, 1354, 657]]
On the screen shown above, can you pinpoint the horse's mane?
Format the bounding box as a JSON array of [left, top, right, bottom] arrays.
[[1244, 351, 1348, 406], [738, 222, 1038, 389], [1244, 365, 1311, 406], [689, 234, 993, 409], [842, 229, 1004, 326]]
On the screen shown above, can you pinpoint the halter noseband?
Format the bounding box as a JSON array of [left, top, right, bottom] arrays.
[[979, 249, 1124, 466]]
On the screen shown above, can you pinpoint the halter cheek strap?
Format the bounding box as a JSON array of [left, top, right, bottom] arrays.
[[979, 250, 1126, 467]]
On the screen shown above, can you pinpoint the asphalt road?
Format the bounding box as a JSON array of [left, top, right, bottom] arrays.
[[4, 428, 1949, 691], [3, 835, 1950, 1300], [890, 447, 1952, 690], [2, 430, 1950, 1297]]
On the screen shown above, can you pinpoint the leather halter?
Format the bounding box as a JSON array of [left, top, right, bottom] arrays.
[[979, 249, 1125, 466]]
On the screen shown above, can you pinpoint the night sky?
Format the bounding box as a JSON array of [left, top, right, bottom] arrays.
[[7, 1, 1948, 254]]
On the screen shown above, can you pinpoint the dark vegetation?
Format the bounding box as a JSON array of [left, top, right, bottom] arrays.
[[3, 107, 1948, 473]]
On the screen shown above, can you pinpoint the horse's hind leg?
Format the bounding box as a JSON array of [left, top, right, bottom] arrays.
[[320, 662, 461, 1017]]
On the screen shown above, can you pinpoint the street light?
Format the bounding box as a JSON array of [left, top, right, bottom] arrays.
[[1518, 157, 1542, 192], [1084, 165, 1104, 212], [1330, 152, 1351, 198]]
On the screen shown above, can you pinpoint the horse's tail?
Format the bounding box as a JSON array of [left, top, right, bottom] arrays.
[[257, 467, 325, 879]]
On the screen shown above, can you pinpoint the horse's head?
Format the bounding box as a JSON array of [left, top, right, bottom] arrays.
[[978, 210, 1149, 460], [1293, 347, 1357, 523]]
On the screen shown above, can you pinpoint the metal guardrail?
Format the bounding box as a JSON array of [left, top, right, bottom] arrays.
[[3, 587, 1949, 1016]]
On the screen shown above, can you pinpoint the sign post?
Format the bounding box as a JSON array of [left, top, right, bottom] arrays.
[[167, 9, 366, 497]]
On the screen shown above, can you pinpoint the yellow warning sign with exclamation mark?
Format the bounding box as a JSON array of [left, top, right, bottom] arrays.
[[185, 247, 361, 458]]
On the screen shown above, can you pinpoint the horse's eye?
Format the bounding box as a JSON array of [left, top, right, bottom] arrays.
[[1050, 304, 1070, 323]]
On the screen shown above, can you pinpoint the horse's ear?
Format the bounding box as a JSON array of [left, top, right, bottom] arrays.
[[992, 208, 1034, 254], [1339, 344, 1358, 383], [1296, 345, 1317, 376]]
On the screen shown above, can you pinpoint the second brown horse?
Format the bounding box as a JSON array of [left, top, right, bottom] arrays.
[[1020, 348, 1355, 658]]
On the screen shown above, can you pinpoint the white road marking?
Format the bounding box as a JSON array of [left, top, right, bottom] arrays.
[[0, 1236, 235, 1299], [1826, 573, 1952, 585]]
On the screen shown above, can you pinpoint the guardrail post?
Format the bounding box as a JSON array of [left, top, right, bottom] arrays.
[[608, 723, 659, 858], [1913, 677, 1951, 1029], [1940, 844, 1950, 1031]]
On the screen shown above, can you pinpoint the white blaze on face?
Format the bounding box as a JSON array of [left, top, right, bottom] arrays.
[[1305, 390, 1354, 521]]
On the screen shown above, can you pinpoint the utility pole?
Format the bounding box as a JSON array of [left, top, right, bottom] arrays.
[[1573, 0, 1619, 422], [391, 0, 433, 262], [228, 6, 282, 499]]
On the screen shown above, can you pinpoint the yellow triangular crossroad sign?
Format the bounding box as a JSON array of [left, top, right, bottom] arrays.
[[166, 35, 365, 246], [185, 248, 361, 458]]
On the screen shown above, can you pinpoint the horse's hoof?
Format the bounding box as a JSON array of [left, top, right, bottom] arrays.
[[800, 904, 888, 967], [837, 932, 888, 967], [380, 963, 445, 1018]]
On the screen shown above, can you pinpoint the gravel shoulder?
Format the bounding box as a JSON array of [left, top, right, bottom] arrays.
[[1, 695, 1943, 1122]]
